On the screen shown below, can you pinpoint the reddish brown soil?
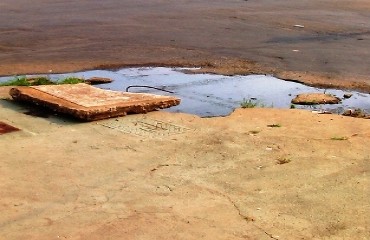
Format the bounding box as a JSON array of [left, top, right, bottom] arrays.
[[0, 0, 370, 91]]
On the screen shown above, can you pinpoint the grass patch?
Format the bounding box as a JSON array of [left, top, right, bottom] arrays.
[[0, 76, 54, 86], [240, 98, 266, 108], [0, 76, 30, 86], [28, 77, 54, 85], [330, 136, 348, 141], [59, 77, 84, 84], [0, 76, 85, 87], [267, 124, 282, 128]]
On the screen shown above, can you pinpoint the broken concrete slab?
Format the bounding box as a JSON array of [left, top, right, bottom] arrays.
[[9, 83, 180, 121], [291, 93, 341, 105]]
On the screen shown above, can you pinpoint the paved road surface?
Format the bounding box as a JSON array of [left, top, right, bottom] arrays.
[[1, 0, 369, 90]]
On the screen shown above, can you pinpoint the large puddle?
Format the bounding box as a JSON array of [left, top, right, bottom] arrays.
[[1, 67, 369, 117]]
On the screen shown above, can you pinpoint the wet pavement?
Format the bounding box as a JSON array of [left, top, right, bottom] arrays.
[[1, 67, 369, 117]]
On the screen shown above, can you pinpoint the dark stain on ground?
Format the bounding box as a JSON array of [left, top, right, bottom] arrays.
[[23, 107, 52, 118], [266, 31, 370, 44], [0, 122, 20, 135], [20, 103, 83, 123]]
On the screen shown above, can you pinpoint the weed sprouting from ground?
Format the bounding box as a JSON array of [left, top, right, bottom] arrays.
[[240, 98, 267, 108], [58, 77, 84, 84], [240, 98, 258, 108]]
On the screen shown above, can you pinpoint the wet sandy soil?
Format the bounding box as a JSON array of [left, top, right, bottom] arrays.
[[0, 0, 370, 91]]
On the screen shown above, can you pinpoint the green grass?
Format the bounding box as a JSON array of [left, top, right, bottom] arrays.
[[240, 98, 266, 108], [58, 77, 84, 84], [0, 76, 54, 86], [28, 77, 54, 85], [0, 76, 85, 86], [0, 76, 30, 86]]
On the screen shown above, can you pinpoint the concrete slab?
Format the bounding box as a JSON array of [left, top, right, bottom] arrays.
[[9, 83, 180, 121]]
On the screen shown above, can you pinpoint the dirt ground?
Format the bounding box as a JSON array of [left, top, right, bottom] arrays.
[[0, 1, 370, 239], [0, 0, 370, 91], [0, 88, 369, 239]]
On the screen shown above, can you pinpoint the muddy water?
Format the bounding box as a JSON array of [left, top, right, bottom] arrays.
[[1, 67, 369, 117]]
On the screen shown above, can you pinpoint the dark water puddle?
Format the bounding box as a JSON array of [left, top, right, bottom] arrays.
[[1, 67, 369, 117]]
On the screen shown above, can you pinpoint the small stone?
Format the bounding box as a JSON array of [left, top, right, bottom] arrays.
[[342, 109, 368, 118], [257, 165, 264, 169], [343, 93, 353, 99], [343, 109, 353, 116], [291, 93, 341, 105], [85, 77, 113, 85]]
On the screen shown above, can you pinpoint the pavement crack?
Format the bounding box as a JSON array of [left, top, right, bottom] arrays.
[[200, 187, 255, 222], [228, 196, 255, 222], [261, 230, 279, 240], [199, 185, 280, 239]]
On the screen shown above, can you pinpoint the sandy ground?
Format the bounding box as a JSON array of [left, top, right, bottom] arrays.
[[0, 0, 370, 91], [1, 1, 370, 239], [0, 90, 370, 240], [0, 88, 370, 239]]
